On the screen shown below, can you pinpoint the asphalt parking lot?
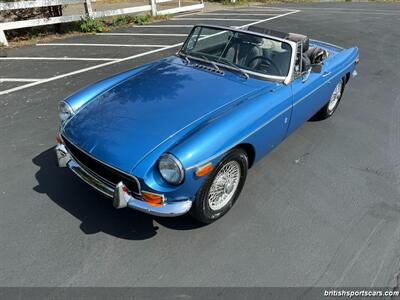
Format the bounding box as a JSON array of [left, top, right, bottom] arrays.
[[0, 2, 400, 290]]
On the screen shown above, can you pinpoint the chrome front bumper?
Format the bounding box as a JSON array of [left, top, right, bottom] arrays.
[[55, 144, 192, 217]]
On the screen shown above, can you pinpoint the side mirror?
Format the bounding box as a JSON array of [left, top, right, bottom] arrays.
[[311, 64, 322, 73], [301, 64, 322, 83]]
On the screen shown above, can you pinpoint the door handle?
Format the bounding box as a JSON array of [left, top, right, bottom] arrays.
[[322, 71, 332, 78]]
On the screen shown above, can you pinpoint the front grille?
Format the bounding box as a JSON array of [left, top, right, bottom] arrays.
[[63, 136, 140, 195]]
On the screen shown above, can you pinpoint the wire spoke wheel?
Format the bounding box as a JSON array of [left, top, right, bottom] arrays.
[[328, 80, 343, 112], [191, 148, 248, 223], [208, 161, 241, 211]]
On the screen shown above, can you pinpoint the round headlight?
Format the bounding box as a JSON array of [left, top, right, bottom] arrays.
[[158, 153, 184, 185], [58, 101, 74, 122]]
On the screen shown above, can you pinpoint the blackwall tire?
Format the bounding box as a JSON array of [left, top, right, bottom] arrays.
[[190, 148, 248, 224]]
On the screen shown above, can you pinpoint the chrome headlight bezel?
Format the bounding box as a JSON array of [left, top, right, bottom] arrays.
[[158, 153, 185, 185], [58, 101, 75, 122]]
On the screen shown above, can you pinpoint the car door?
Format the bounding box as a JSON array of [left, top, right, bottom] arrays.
[[243, 85, 293, 160], [287, 62, 336, 135]]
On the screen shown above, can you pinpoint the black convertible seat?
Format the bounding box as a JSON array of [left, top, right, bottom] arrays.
[[225, 33, 263, 68], [246, 26, 323, 72]]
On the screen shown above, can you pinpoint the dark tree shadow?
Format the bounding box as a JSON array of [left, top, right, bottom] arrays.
[[32, 147, 204, 240]]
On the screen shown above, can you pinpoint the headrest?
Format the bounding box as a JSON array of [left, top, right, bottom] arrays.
[[287, 33, 309, 52], [237, 33, 262, 45]]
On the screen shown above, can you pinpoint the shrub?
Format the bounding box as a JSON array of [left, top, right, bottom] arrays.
[[132, 15, 152, 25], [80, 17, 107, 33], [107, 15, 152, 27]]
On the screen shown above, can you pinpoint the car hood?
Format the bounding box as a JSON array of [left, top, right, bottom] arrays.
[[62, 57, 264, 174]]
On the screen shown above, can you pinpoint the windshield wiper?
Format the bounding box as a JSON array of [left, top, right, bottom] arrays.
[[199, 55, 220, 72], [218, 58, 249, 79], [183, 52, 221, 73]]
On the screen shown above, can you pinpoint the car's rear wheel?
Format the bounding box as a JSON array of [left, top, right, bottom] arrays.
[[312, 78, 345, 120], [190, 148, 248, 224]]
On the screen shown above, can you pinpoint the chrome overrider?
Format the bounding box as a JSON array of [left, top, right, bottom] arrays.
[[55, 144, 192, 217]]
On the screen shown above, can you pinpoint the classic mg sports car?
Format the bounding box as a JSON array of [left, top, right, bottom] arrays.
[[56, 25, 359, 223]]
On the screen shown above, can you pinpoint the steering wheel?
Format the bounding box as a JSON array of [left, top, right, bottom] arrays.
[[246, 56, 283, 76]]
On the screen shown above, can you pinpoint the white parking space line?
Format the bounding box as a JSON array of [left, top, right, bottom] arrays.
[[245, 6, 295, 11], [278, 6, 400, 13], [242, 10, 299, 27], [36, 43, 170, 48], [172, 18, 261, 21], [0, 9, 299, 96], [227, 9, 293, 12], [131, 25, 194, 27], [0, 78, 43, 83], [199, 13, 279, 16], [0, 43, 183, 96], [0, 57, 118, 61], [96, 33, 187, 37], [249, 5, 400, 15], [287, 9, 400, 15]]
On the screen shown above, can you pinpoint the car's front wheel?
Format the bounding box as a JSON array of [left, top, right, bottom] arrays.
[[190, 148, 248, 224]]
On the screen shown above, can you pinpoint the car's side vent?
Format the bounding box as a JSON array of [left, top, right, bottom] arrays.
[[193, 63, 224, 75]]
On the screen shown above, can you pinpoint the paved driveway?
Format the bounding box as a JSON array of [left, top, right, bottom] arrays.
[[0, 3, 399, 288]]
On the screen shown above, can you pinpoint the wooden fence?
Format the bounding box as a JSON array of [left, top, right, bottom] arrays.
[[0, 0, 204, 45]]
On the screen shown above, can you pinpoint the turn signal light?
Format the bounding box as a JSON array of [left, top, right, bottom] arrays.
[[142, 191, 164, 206], [195, 162, 213, 177], [355, 57, 360, 64], [56, 133, 63, 145]]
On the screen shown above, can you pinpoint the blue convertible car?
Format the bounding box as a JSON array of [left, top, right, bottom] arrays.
[[56, 25, 359, 223]]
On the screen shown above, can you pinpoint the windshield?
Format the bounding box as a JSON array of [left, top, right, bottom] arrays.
[[180, 26, 292, 78]]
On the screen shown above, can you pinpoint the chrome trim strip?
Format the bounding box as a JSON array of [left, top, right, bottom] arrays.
[[127, 198, 192, 217], [192, 24, 296, 45], [285, 40, 298, 85], [61, 134, 142, 194], [68, 150, 117, 192], [68, 159, 115, 198]]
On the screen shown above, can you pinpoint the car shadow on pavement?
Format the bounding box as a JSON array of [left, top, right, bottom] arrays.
[[32, 147, 204, 240]]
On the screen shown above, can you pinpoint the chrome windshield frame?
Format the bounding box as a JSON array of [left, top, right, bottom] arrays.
[[179, 24, 297, 85]]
